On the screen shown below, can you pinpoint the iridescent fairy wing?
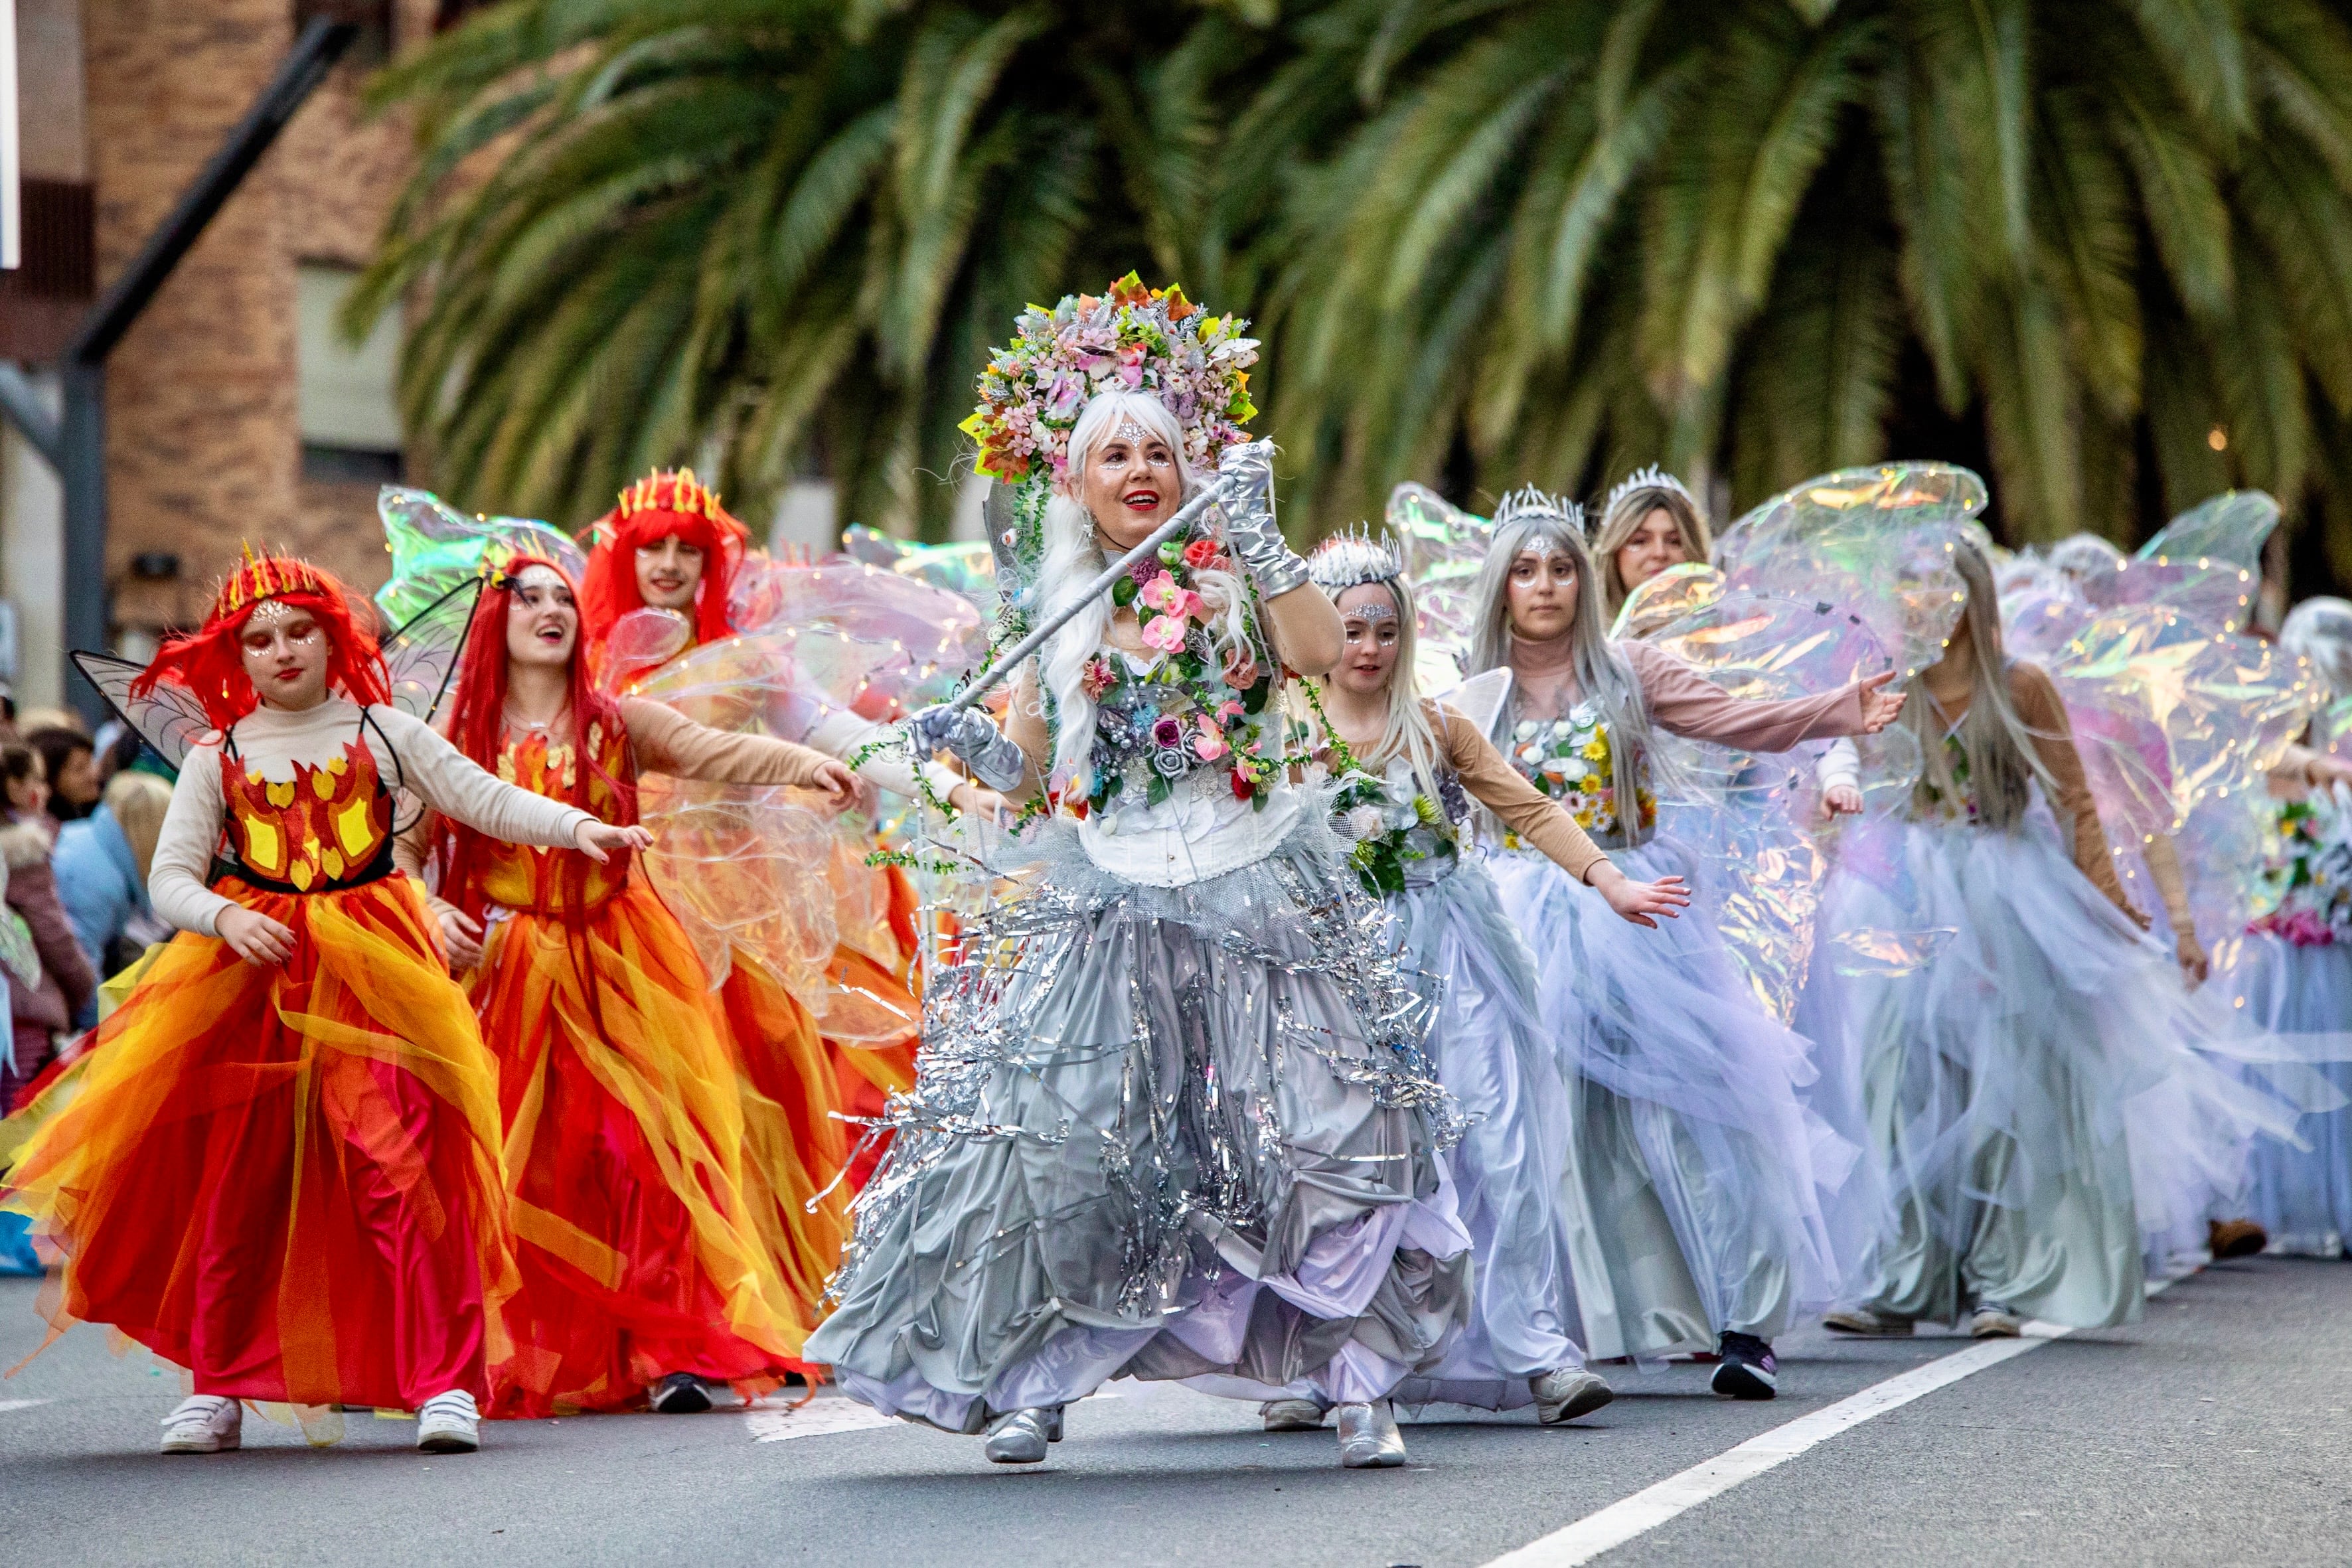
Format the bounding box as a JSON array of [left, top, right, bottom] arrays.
[[68, 651, 214, 776], [380, 576, 485, 726], [2086, 491, 2279, 631], [840, 524, 1000, 621], [374, 485, 585, 628], [1611, 562, 1724, 642], [1387, 482, 1494, 679], [1627, 588, 1899, 1022], [1715, 462, 1980, 680], [1432, 668, 1512, 739]]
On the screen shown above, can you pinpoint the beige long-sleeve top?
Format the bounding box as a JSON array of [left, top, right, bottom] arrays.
[[153, 697, 593, 937], [1622, 640, 1870, 749], [2005, 663, 2134, 913], [392, 696, 840, 895], [1428, 702, 1609, 884]]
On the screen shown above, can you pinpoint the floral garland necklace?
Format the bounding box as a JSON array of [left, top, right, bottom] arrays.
[[1073, 524, 1293, 816]]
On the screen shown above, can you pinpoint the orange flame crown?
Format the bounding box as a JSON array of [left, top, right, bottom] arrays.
[[211, 545, 335, 623], [611, 467, 745, 540]]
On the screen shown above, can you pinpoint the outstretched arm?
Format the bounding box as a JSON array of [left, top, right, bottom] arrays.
[[621, 698, 854, 805], [370, 708, 641, 862], [1625, 641, 1901, 751]]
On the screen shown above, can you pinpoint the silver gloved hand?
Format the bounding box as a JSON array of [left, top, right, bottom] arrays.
[[1215, 439, 1309, 599], [909, 704, 1027, 793]]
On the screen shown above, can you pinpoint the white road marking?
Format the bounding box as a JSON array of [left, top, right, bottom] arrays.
[[744, 1396, 900, 1444], [0, 1399, 49, 1415], [1486, 1277, 2180, 1567]]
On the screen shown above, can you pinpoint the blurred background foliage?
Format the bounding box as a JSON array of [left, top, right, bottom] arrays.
[[354, 0, 2352, 590]]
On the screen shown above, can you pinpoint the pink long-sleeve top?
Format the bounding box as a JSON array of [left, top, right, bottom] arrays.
[[1622, 641, 1868, 749]]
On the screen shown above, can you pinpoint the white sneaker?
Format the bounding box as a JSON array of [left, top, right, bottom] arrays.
[[159, 1395, 242, 1454], [1970, 1303, 2023, 1338], [1529, 1367, 1614, 1425], [416, 1389, 481, 1453]]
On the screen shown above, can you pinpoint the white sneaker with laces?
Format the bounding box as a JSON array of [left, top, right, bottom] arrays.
[[416, 1389, 481, 1453], [159, 1395, 242, 1454]]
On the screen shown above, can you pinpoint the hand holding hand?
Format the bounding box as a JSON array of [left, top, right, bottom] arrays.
[[1855, 671, 1907, 735], [574, 819, 654, 864], [217, 905, 295, 967], [437, 906, 485, 972], [1590, 864, 1691, 929], [805, 758, 858, 809], [2177, 930, 2211, 986], [948, 781, 1016, 826]]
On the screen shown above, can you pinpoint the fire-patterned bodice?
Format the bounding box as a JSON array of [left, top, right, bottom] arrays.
[[475, 720, 635, 916], [219, 740, 394, 892]]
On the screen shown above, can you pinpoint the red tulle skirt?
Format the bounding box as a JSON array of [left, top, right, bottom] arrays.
[[2, 874, 513, 1409]]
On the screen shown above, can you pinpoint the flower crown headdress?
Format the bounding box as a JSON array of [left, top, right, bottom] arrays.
[[1600, 465, 1697, 529], [961, 273, 1259, 487], [1492, 485, 1585, 535], [1308, 527, 1408, 596]]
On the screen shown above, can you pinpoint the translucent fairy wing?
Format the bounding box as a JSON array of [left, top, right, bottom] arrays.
[[982, 477, 1052, 646], [839, 524, 1000, 620], [2036, 605, 2321, 841], [1715, 463, 1979, 679], [1387, 482, 1494, 677], [374, 486, 586, 629], [68, 651, 213, 775], [1432, 668, 1512, 739], [380, 576, 484, 726], [2084, 491, 2279, 630], [1611, 562, 1724, 641], [722, 560, 986, 720]]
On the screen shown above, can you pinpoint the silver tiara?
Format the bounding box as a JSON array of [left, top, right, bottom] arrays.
[[1600, 464, 1696, 527], [1308, 525, 1407, 593], [1492, 485, 1585, 534]]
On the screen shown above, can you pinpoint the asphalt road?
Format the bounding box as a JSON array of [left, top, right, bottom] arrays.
[[0, 1257, 2344, 1566]]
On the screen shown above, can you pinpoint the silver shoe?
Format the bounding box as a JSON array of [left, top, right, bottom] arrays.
[[1261, 1397, 1330, 1432], [1334, 1400, 1407, 1468], [983, 1407, 1052, 1464], [1529, 1367, 1614, 1425]]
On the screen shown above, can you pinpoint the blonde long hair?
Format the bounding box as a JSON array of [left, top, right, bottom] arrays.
[[1316, 573, 1447, 799], [1593, 479, 1712, 617], [1466, 491, 1658, 823], [1905, 536, 2055, 831], [1033, 390, 1250, 788], [102, 769, 172, 883]]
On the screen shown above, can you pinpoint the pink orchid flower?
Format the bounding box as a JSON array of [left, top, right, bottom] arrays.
[[1193, 717, 1230, 761], [1140, 573, 1202, 621], [1140, 615, 1190, 653]]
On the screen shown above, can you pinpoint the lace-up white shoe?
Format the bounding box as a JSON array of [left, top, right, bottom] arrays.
[[416, 1389, 481, 1453], [1529, 1367, 1614, 1424], [159, 1395, 242, 1454]]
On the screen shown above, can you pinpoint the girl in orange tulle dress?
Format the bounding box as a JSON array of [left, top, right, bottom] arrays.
[[406, 556, 860, 1416], [579, 471, 994, 1194], [0, 555, 643, 1456]]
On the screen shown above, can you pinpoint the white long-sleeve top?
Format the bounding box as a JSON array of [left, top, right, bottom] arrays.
[[804, 707, 965, 803], [151, 696, 593, 936]]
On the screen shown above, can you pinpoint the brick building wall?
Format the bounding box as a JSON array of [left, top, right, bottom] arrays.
[[64, 0, 435, 640]]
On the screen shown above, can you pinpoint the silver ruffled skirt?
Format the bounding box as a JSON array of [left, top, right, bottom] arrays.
[[805, 807, 1472, 1431]]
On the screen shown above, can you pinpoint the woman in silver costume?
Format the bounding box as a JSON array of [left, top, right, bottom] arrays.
[[805, 285, 1472, 1470], [1270, 532, 1687, 1434], [1466, 489, 1905, 1399]]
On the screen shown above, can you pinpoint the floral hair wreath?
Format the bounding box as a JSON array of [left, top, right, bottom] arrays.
[[960, 273, 1259, 486]]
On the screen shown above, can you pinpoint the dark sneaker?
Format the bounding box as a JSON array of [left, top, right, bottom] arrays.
[[1709, 1332, 1778, 1400], [650, 1373, 712, 1414]]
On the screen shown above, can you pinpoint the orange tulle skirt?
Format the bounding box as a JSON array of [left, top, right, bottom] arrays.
[[471, 887, 815, 1415], [1, 874, 515, 1409], [712, 955, 855, 1311]]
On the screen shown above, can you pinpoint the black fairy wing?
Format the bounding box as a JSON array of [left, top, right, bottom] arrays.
[[69, 651, 216, 777], [382, 576, 484, 726]]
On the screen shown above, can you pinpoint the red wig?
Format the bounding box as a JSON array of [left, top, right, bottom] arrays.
[[131, 553, 392, 729], [431, 554, 636, 928], [578, 467, 749, 657]]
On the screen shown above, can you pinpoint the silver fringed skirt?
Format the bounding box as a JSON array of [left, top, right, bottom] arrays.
[[804, 809, 1473, 1432]]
